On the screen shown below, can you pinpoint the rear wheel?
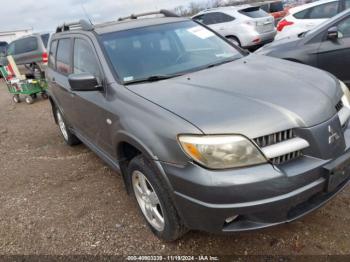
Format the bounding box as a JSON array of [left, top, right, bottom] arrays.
[[128, 155, 187, 241], [41, 92, 49, 99], [25, 95, 34, 104], [55, 108, 81, 146]]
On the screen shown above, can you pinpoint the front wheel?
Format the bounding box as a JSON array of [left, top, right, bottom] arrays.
[[128, 155, 187, 241], [12, 94, 20, 103], [55, 108, 81, 146]]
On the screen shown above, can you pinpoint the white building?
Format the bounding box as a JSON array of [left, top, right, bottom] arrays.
[[0, 28, 33, 43]]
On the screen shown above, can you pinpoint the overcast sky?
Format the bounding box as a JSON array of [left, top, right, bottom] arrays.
[[0, 0, 205, 32]]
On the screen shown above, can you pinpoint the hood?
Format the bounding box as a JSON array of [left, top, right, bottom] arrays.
[[255, 35, 301, 55], [128, 54, 342, 138]]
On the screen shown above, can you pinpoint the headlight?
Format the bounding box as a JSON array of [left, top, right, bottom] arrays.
[[178, 135, 267, 169], [340, 80, 350, 108]]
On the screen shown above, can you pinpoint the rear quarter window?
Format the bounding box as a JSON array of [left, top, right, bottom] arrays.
[[48, 40, 57, 69], [56, 39, 71, 75], [239, 7, 269, 18], [293, 9, 309, 19]]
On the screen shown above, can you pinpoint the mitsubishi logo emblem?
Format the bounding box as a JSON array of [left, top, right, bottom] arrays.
[[328, 125, 340, 145]]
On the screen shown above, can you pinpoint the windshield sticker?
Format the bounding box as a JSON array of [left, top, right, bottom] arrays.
[[187, 26, 215, 39], [124, 76, 134, 82]]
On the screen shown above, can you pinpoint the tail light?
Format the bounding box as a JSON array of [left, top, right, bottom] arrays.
[[277, 19, 294, 32], [42, 52, 48, 63], [245, 20, 257, 27]]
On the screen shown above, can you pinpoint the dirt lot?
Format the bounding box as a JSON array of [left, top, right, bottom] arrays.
[[0, 81, 349, 256]]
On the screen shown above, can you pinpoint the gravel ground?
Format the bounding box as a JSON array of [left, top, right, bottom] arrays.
[[0, 81, 349, 256]]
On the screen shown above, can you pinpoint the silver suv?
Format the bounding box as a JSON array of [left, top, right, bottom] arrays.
[[3, 33, 50, 78], [192, 5, 276, 48], [47, 11, 350, 241]]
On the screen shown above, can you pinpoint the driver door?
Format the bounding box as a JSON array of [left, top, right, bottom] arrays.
[[317, 16, 350, 85]]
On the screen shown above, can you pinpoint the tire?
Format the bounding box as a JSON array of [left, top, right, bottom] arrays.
[[226, 36, 241, 47], [12, 95, 20, 103], [25, 96, 34, 104], [128, 155, 187, 241], [55, 107, 81, 146], [41, 92, 49, 100]]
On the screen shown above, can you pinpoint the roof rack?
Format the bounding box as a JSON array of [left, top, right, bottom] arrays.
[[117, 9, 179, 21], [56, 19, 94, 33]]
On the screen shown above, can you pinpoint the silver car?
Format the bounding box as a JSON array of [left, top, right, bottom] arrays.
[[192, 5, 277, 48], [2, 33, 50, 78]]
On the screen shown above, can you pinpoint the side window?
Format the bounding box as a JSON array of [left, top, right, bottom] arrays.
[[308, 2, 338, 19], [293, 9, 309, 19], [15, 37, 38, 54], [7, 42, 15, 55], [48, 40, 57, 69], [203, 12, 234, 25], [338, 17, 350, 38], [217, 13, 235, 23], [345, 0, 350, 9], [56, 39, 72, 75], [202, 13, 216, 25], [193, 15, 204, 23], [73, 38, 101, 79]]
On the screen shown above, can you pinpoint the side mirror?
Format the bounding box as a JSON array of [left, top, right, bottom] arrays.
[[327, 26, 339, 40], [68, 73, 102, 91]]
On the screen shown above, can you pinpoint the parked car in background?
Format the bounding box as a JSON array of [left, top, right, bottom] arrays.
[[192, 5, 276, 48], [256, 9, 350, 85], [254, 0, 288, 24], [0, 41, 8, 56], [1, 33, 50, 78], [47, 11, 350, 241], [276, 0, 350, 39]]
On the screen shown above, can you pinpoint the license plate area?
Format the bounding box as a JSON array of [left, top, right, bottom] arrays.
[[323, 152, 350, 192]]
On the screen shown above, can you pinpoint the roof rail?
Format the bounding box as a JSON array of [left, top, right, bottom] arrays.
[[117, 9, 179, 21], [56, 19, 94, 33]]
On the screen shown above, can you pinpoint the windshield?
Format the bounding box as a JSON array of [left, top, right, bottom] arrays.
[[101, 21, 243, 83], [41, 33, 50, 48]]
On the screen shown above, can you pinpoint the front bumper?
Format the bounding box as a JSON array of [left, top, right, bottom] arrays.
[[163, 128, 350, 233]]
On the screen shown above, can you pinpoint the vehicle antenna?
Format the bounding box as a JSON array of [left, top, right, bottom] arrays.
[[81, 4, 93, 25]]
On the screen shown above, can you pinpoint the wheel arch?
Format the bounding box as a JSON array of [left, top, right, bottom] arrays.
[[115, 132, 175, 196], [48, 96, 58, 124]]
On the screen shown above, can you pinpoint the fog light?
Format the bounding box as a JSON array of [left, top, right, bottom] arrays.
[[225, 215, 239, 224]]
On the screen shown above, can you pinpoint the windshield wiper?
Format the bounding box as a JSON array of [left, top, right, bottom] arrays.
[[124, 74, 182, 85]]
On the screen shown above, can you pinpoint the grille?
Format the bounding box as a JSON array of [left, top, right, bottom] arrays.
[[254, 129, 295, 148], [254, 129, 303, 165], [270, 151, 303, 165], [336, 100, 344, 112]]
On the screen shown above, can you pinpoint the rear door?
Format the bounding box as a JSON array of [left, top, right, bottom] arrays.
[[298, 1, 339, 30], [317, 16, 350, 84], [48, 38, 76, 124]]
